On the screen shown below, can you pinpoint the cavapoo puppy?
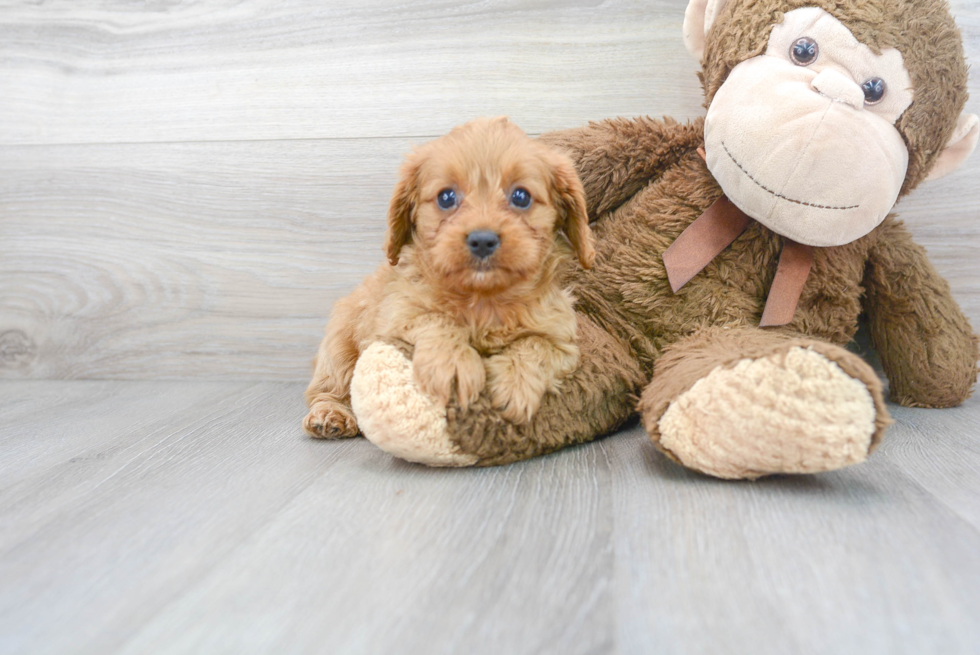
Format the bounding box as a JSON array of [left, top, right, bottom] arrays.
[[303, 116, 594, 437]]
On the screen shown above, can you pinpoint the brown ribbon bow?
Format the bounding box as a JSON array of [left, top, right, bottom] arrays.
[[662, 195, 814, 327]]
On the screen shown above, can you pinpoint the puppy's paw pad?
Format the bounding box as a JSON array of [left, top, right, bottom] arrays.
[[304, 402, 359, 439]]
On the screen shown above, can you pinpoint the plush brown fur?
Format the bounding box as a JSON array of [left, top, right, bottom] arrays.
[[429, 1, 978, 471], [304, 117, 595, 436]]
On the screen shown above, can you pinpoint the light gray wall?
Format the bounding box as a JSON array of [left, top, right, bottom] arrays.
[[2, 0, 978, 380]]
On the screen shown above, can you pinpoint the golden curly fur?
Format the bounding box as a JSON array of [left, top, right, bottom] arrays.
[[304, 117, 595, 436]]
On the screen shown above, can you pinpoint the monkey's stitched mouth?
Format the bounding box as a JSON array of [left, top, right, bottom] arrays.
[[722, 142, 859, 211]]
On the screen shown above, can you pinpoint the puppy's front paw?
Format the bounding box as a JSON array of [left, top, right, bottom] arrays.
[[413, 344, 486, 409], [453, 347, 488, 409], [304, 400, 359, 439], [486, 352, 549, 423]]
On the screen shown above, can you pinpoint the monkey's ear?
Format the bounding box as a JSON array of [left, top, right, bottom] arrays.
[[549, 153, 595, 269], [385, 156, 421, 265], [683, 0, 730, 60], [925, 114, 979, 182]]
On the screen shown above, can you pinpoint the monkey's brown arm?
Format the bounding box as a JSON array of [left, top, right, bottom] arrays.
[[862, 218, 979, 408], [539, 116, 704, 219]]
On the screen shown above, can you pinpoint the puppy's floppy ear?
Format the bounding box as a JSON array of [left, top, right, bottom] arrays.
[[548, 152, 595, 269], [385, 154, 421, 265]]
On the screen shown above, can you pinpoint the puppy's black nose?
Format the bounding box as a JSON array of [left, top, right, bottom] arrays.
[[467, 231, 500, 259]]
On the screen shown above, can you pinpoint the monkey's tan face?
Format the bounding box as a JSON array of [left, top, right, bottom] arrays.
[[704, 7, 914, 247]]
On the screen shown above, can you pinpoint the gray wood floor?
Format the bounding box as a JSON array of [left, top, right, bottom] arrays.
[[1, 380, 978, 655]]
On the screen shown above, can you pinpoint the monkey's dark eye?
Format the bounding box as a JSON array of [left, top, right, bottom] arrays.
[[861, 77, 886, 105], [436, 188, 457, 210], [789, 37, 818, 66], [510, 187, 532, 209]]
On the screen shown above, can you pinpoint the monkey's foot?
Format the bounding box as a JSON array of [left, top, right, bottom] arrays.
[[656, 346, 880, 479], [350, 342, 479, 467]]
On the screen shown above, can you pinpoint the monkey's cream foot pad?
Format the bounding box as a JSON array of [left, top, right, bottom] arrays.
[[658, 346, 876, 479], [350, 342, 478, 467]]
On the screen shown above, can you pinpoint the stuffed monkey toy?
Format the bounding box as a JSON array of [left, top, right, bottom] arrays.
[[345, 0, 979, 478]]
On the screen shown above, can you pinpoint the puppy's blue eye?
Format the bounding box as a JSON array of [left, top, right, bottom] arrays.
[[437, 188, 457, 210], [510, 187, 532, 209]]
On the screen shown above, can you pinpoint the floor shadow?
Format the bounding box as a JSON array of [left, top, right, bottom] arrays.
[[639, 438, 887, 498]]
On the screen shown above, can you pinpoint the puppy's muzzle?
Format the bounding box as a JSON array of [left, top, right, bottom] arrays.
[[466, 230, 500, 259]]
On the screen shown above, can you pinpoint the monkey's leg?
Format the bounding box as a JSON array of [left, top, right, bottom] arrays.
[[638, 327, 891, 480], [863, 218, 979, 408], [349, 314, 646, 466]]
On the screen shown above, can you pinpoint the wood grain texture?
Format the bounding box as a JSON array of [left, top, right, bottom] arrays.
[[0, 139, 397, 379], [610, 424, 980, 655], [2, 142, 977, 381], [878, 403, 980, 532], [0, 0, 703, 145], [0, 380, 341, 654], [1, 380, 978, 654], [0, 380, 614, 655]]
